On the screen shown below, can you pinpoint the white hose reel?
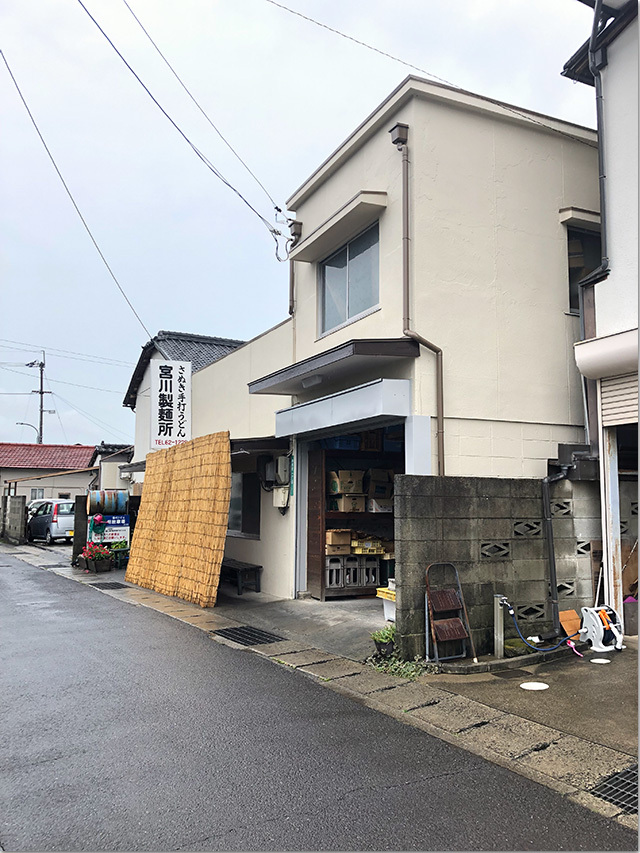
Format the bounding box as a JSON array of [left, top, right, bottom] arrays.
[[579, 605, 624, 653]]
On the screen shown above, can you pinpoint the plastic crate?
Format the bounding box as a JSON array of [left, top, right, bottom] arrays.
[[344, 555, 360, 586], [321, 436, 361, 451], [360, 556, 380, 587], [325, 556, 344, 588]]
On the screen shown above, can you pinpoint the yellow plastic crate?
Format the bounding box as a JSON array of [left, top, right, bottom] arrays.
[[376, 587, 396, 601]]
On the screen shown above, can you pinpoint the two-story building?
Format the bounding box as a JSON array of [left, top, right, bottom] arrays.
[[127, 76, 624, 653], [563, 0, 638, 620]]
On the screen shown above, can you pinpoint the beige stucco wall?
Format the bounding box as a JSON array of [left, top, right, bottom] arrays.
[[191, 320, 293, 439], [224, 488, 295, 599], [597, 19, 638, 338], [288, 85, 599, 476], [1, 468, 93, 501]]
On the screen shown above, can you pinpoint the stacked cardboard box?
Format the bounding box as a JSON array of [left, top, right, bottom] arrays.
[[325, 528, 352, 555], [327, 470, 366, 512]]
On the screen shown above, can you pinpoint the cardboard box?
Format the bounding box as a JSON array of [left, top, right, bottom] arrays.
[[326, 529, 352, 545], [328, 494, 366, 512], [364, 469, 394, 499], [325, 544, 351, 555], [367, 498, 393, 513], [328, 470, 364, 495]]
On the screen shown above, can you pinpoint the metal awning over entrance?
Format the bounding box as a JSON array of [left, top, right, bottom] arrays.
[[248, 338, 420, 397], [275, 379, 411, 438]]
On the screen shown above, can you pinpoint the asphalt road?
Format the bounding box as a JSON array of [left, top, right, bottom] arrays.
[[1, 555, 636, 852]]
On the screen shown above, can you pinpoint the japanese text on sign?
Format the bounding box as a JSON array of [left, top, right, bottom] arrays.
[[150, 360, 192, 450]]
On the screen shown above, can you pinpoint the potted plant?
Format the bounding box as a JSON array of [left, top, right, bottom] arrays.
[[371, 622, 396, 657], [79, 542, 112, 573]]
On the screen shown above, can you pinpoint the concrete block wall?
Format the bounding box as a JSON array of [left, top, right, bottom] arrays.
[[2, 495, 27, 545], [394, 475, 600, 660]]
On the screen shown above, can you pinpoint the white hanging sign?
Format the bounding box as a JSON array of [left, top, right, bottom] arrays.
[[150, 360, 192, 450]]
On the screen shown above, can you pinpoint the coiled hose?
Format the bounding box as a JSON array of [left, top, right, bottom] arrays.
[[500, 597, 580, 651]]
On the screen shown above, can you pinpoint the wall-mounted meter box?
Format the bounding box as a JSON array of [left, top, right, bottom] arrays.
[[275, 456, 290, 485], [273, 486, 289, 508]]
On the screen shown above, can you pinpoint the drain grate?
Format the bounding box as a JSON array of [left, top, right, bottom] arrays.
[[211, 626, 286, 646], [89, 582, 130, 590], [590, 765, 638, 814]]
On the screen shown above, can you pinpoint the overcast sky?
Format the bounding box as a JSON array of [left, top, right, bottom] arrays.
[[1, 0, 597, 447]]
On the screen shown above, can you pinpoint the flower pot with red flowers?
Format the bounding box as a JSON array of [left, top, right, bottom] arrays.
[[81, 542, 112, 573]]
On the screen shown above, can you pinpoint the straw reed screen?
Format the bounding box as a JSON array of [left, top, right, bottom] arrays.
[[125, 431, 231, 607]]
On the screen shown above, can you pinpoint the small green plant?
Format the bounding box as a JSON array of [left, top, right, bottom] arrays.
[[365, 653, 441, 680], [371, 623, 396, 644]]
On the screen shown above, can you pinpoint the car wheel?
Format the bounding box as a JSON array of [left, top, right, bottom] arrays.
[[27, 526, 34, 542], [65, 538, 72, 544], [45, 529, 54, 546]]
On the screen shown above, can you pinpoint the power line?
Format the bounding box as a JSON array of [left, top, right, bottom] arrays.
[[121, 0, 281, 213], [0, 365, 123, 393], [0, 49, 155, 340], [264, 0, 596, 147], [53, 392, 132, 441], [0, 338, 134, 367], [76, 0, 291, 261]]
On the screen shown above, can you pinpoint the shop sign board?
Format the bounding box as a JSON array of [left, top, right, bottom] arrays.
[[89, 514, 130, 548], [150, 360, 192, 450]]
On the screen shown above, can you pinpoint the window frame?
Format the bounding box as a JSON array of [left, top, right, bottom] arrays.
[[567, 226, 602, 315], [318, 222, 380, 336], [227, 471, 261, 539]]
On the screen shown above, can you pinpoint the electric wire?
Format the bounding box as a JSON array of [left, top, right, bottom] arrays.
[[53, 392, 132, 441], [0, 365, 122, 394], [264, 0, 596, 147], [0, 50, 155, 340], [0, 339, 134, 367], [120, 0, 281, 213], [75, 0, 291, 260]]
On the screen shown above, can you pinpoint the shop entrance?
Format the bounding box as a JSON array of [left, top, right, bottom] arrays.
[[306, 424, 404, 601]]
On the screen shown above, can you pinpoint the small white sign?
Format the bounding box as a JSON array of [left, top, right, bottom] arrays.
[[150, 360, 192, 451]]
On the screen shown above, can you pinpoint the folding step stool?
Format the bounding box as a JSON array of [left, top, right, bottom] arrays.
[[425, 562, 477, 663]]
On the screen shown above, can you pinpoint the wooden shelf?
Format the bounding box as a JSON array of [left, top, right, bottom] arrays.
[[325, 512, 394, 520]]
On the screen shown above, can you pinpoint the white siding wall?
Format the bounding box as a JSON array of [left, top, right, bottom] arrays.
[[597, 19, 639, 337]]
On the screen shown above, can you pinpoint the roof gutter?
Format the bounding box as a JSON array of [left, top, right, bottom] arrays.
[[391, 123, 445, 476]]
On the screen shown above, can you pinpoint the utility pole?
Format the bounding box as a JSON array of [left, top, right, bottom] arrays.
[[26, 352, 53, 444]]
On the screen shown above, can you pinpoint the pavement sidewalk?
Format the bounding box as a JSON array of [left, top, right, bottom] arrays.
[[3, 540, 637, 831]]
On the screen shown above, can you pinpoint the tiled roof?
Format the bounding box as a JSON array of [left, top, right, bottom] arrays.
[[123, 330, 244, 409], [0, 443, 96, 470]]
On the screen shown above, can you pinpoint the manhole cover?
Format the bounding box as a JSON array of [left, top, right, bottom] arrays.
[[211, 626, 285, 646], [590, 765, 638, 814], [88, 582, 130, 590], [493, 669, 531, 679]]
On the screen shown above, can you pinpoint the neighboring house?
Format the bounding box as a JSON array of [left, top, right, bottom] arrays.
[[88, 443, 134, 491], [127, 76, 614, 651], [0, 443, 96, 501], [122, 330, 245, 489], [563, 0, 639, 619]]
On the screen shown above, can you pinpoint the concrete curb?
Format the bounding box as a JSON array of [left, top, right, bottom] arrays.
[[10, 547, 637, 833]]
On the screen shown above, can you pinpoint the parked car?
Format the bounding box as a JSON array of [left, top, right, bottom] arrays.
[[27, 499, 48, 519], [27, 500, 75, 544]]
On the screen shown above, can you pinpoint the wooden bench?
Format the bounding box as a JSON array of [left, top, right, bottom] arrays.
[[220, 558, 262, 595]]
